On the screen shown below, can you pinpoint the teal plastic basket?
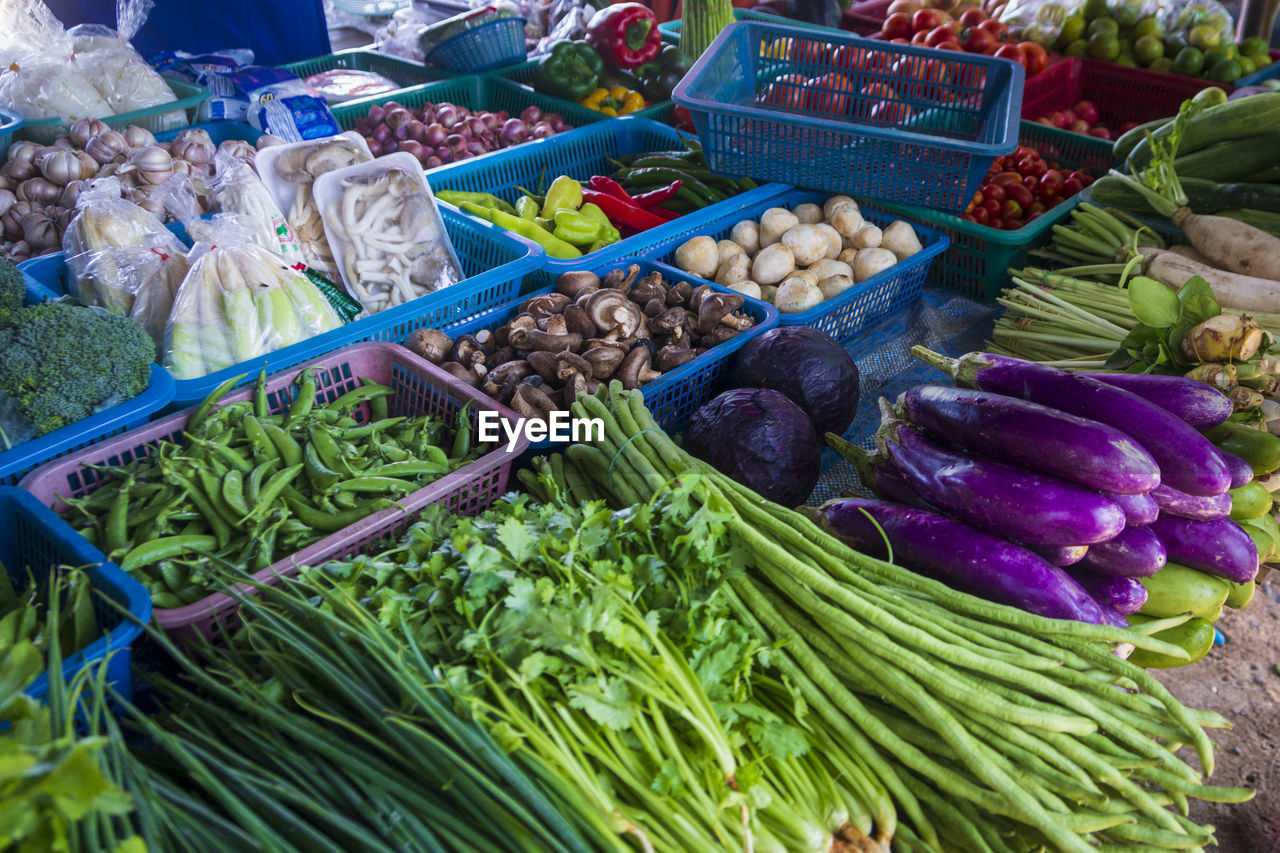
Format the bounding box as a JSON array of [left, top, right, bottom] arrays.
[[0, 106, 23, 160], [0, 487, 151, 705], [627, 189, 949, 346], [15, 78, 209, 144], [426, 17, 528, 73], [493, 59, 673, 121], [673, 21, 1024, 213], [444, 258, 779, 443], [156, 120, 260, 146], [0, 267, 174, 487], [280, 48, 456, 108], [429, 116, 789, 273], [870, 120, 1112, 302], [21, 210, 543, 411]]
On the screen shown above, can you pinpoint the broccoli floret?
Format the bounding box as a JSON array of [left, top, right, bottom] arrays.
[[0, 258, 23, 329], [0, 302, 156, 436]]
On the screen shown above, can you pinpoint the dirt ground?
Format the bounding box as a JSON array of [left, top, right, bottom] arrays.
[[1152, 575, 1280, 853]]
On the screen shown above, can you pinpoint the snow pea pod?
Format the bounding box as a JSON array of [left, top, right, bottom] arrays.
[[261, 422, 303, 468], [121, 535, 218, 574], [188, 373, 249, 433]]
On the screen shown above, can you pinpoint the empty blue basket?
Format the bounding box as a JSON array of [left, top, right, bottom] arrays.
[[427, 17, 528, 73]]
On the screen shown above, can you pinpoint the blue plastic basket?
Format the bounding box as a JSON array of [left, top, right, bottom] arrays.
[[156, 120, 261, 146], [444, 258, 778, 445], [430, 116, 788, 274], [426, 17, 528, 73], [21, 209, 543, 411], [673, 21, 1024, 213], [0, 268, 174, 487], [626, 190, 949, 345], [0, 487, 151, 704], [0, 106, 23, 161]]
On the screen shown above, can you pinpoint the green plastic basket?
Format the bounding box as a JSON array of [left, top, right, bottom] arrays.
[[280, 48, 456, 108], [873, 120, 1115, 303], [328, 74, 610, 144], [15, 78, 208, 144]]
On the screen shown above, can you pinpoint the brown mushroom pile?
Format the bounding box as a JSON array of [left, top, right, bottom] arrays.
[[404, 263, 760, 422]]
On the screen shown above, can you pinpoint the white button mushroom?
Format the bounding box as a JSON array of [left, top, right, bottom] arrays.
[[751, 242, 796, 285], [794, 202, 824, 224], [838, 248, 859, 266], [823, 195, 858, 220], [851, 224, 883, 250], [715, 254, 752, 286], [774, 277, 824, 314], [813, 223, 842, 259], [759, 207, 800, 248], [830, 207, 865, 246], [881, 220, 924, 259], [807, 259, 853, 282], [781, 224, 828, 267], [819, 274, 854, 300], [730, 220, 760, 255], [674, 235, 720, 279], [727, 280, 763, 299], [717, 239, 747, 266], [853, 247, 897, 282]]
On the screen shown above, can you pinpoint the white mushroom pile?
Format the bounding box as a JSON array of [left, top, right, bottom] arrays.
[[671, 196, 925, 314]]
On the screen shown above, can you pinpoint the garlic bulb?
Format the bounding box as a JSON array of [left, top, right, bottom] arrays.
[[2, 159, 35, 182], [172, 129, 216, 166], [17, 177, 59, 205], [85, 130, 128, 164], [136, 198, 165, 217], [7, 141, 40, 165], [6, 240, 30, 260], [74, 150, 98, 180], [127, 146, 174, 185], [257, 133, 286, 150], [58, 180, 83, 210], [122, 125, 156, 149], [217, 139, 256, 165], [0, 189, 15, 217], [52, 137, 74, 151], [37, 149, 82, 185], [20, 211, 56, 251], [68, 117, 110, 149], [170, 159, 193, 178]]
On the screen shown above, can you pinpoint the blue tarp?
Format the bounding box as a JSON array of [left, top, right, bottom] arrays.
[[43, 0, 332, 67]]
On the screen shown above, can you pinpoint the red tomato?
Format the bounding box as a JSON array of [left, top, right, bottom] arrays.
[[890, 37, 910, 43], [1088, 127, 1114, 140], [972, 205, 990, 225], [1062, 176, 1084, 196], [911, 29, 931, 45], [989, 171, 1023, 187], [870, 100, 913, 123], [1039, 170, 1064, 198], [994, 43, 1026, 68], [1026, 210, 1043, 223], [1002, 199, 1023, 219], [972, 190, 984, 207], [860, 82, 899, 100], [912, 8, 951, 32], [958, 8, 987, 28], [962, 27, 996, 54], [1006, 182, 1035, 209], [833, 45, 895, 74], [762, 74, 809, 109], [807, 73, 857, 115], [977, 19, 1008, 41], [1028, 201, 1046, 214], [926, 25, 958, 46], [888, 0, 922, 14], [1070, 169, 1095, 188], [981, 198, 1003, 218], [789, 40, 831, 64], [882, 12, 914, 40], [1019, 42, 1049, 75], [935, 40, 963, 51]]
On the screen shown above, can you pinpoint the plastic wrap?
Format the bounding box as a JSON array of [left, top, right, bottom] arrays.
[[254, 133, 372, 284], [68, 0, 182, 125], [1159, 0, 1233, 42], [210, 150, 305, 264], [375, 6, 435, 61], [997, 0, 1074, 45], [314, 152, 461, 314], [164, 216, 344, 380], [532, 0, 598, 55], [304, 70, 402, 104], [61, 177, 190, 348]]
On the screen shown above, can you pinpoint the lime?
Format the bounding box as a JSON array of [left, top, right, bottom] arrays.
[[1064, 38, 1090, 57], [1082, 0, 1109, 19], [1238, 55, 1257, 75], [1173, 46, 1205, 75], [1088, 16, 1119, 37], [1203, 44, 1233, 67], [1191, 86, 1228, 107], [1189, 24, 1222, 49], [1254, 53, 1273, 69], [1115, 52, 1138, 66], [1148, 56, 1175, 73], [1241, 37, 1271, 58], [1059, 14, 1087, 44], [1164, 34, 1189, 56], [1112, 2, 1140, 28], [1134, 34, 1164, 65], [1208, 58, 1243, 83], [1089, 31, 1121, 60], [1133, 15, 1162, 39]]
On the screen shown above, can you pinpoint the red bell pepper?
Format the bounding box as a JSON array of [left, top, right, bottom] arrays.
[[585, 3, 662, 69], [581, 189, 671, 231]]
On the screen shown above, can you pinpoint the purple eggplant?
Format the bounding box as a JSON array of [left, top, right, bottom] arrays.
[[1099, 605, 1130, 628], [1083, 372, 1233, 430], [899, 385, 1160, 494], [1148, 514, 1259, 584], [1152, 483, 1231, 521], [828, 433, 934, 509], [1218, 448, 1254, 489], [1076, 526, 1167, 578], [879, 419, 1126, 546], [1104, 491, 1159, 527], [810, 498, 1108, 624], [916, 350, 1232, 497], [1028, 544, 1089, 567], [1067, 567, 1148, 615]]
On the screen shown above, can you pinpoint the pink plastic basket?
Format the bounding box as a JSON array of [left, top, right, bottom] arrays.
[[19, 342, 527, 645]]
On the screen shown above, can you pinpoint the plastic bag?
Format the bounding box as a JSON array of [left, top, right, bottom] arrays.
[[314, 152, 462, 314], [209, 150, 306, 264], [254, 133, 372, 284], [164, 216, 344, 380], [61, 177, 189, 349], [532, 0, 597, 55], [997, 0, 1075, 46], [68, 0, 181, 123], [1159, 0, 1233, 42], [200, 66, 341, 142], [304, 70, 402, 104], [375, 6, 436, 61]]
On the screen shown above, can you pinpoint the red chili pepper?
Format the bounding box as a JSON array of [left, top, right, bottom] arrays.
[[586, 175, 634, 201], [628, 179, 682, 209], [582, 189, 671, 231]]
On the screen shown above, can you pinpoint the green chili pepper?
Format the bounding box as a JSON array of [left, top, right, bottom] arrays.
[[459, 202, 583, 260], [540, 175, 584, 219], [434, 190, 518, 215], [515, 194, 541, 221]]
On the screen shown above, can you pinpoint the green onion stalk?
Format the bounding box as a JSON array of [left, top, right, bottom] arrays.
[[1034, 203, 1167, 275], [543, 383, 1251, 853], [680, 0, 734, 63], [990, 268, 1138, 368]]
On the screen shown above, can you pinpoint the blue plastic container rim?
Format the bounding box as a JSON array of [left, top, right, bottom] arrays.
[[157, 120, 260, 145], [425, 17, 529, 71], [444, 256, 779, 448], [672, 20, 1024, 158], [18, 209, 545, 410], [0, 487, 152, 700], [0, 106, 22, 134], [629, 188, 951, 326]]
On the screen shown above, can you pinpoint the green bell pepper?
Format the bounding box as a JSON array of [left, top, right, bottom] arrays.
[[535, 40, 604, 102], [541, 175, 583, 219]]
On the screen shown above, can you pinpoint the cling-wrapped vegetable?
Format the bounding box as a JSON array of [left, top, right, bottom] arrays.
[[210, 149, 305, 265], [164, 221, 343, 379], [315, 152, 461, 314], [61, 177, 190, 348]]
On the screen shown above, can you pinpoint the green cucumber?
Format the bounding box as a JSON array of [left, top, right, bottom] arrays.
[[1113, 118, 1170, 163], [1128, 93, 1280, 172], [1170, 132, 1280, 183], [1206, 421, 1280, 475], [1138, 562, 1230, 621]]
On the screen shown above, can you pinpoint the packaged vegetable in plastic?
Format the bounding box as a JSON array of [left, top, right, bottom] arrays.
[[315, 152, 462, 314], [254, 133, 372, 283], [996, 0, 1076, 46], [1159, 0, 1233, 45], [66, 0, 182, 127], [304, 69, 401, 104], [0, 1, 112, 129], [374, 6, 436, 61], [164, 215, 344, 379], [210, 149, 305, 264], [61, 177, 189, 348]]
